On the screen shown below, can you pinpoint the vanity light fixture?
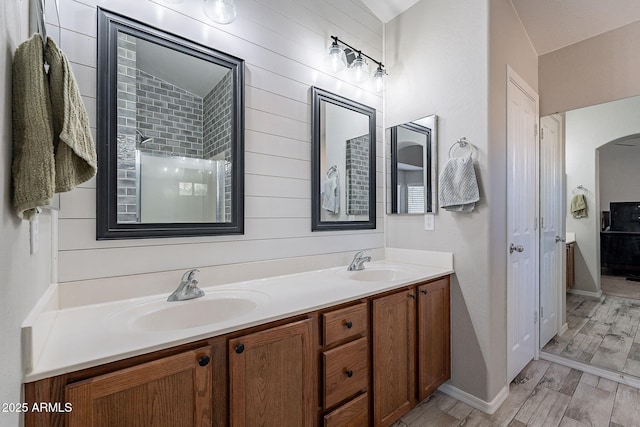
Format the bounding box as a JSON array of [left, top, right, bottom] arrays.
[[327, 35, 387, 92], [327, 38, 348, 72], [203, 0, 237, 24], [373, 64, 387, 93]]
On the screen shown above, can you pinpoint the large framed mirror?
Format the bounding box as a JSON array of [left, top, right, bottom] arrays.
[[386, 115, 438, 214], [311, 87, 376, 231], [96, 9, 244, 239]]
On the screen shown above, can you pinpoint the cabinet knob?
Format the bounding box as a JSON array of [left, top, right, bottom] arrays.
[[235, 344, 245, 354], [345, 369, 353, 378], [421, 289, 428, 295], [409, 293, 416, 300], [198, 355, 211, 367], [344, 320, 353, 329]]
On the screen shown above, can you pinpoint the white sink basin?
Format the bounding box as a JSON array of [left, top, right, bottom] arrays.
[[113, 290, 269, 332], [338, 267, 412, 282]]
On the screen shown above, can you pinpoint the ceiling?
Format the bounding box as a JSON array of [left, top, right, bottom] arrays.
[[361, 0, 640, 55]]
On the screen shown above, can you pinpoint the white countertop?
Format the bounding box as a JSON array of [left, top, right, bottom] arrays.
[[23, 251, 453, 382], [566, 232, 576, 244]]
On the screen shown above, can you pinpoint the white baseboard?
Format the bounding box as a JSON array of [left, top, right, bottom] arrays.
[[540, 352, 640, 389], [438, 383, 509, 415], [558, 322, 568, 336], [567, 288, 604, 301]]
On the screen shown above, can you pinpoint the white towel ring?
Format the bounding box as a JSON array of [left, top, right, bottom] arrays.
[[448, 137, 476, 159], [571, 185, 589, 196]]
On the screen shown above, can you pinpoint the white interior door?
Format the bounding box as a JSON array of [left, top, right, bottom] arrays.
[[539, 115, 563, 347], [507, 67, 539, 382]]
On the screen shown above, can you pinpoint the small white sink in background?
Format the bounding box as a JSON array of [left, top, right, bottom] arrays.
[[110, 290, 269, 332]]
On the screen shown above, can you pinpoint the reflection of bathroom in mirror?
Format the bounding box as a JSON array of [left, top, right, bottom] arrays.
[[541, 95, 640, 381], [96, 9, 244, 239], [386, 115, 437, 214], [311, 87, 376, 231]]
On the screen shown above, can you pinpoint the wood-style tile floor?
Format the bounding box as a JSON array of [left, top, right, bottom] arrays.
[[543, 293, 640, 376], [390, 359, 640, 426]]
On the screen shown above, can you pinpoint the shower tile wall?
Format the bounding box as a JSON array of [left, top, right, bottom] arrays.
[[203, 72, 232, 221], [345, 135, 370, 215], [116, 32, 138, 223], [136, 70, 204, 158]]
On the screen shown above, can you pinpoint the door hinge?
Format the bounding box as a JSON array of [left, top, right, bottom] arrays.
[[541, 217, 544, 229], [540, 307, 544, 318], [534, 311, 538, 324], [540, 127, 544, 139], [534, 217, 538, 230], [535, 124, 538, 137]]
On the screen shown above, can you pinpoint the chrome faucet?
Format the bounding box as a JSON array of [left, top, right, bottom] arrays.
[[348, 250, 371, 271], [167, 269, 205, 302]]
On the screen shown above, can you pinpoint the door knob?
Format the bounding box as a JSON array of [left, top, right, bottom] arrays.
[[555, 236, 566, 243], [509, 244, 525, 254]]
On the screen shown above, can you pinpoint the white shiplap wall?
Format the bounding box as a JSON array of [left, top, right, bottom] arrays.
[[45, 0, 384, 284]]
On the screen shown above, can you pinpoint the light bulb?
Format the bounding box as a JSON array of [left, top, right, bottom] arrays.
[[349, 53, 369, 84], [327, 40, 347, 73], [373, 65, 387, 93], [203, 0, 237, 24]]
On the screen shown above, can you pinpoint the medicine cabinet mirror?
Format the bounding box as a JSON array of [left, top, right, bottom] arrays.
[[386, 115, 438, 214], [96, 9, 244, 239], [311, 87, 376, 231]]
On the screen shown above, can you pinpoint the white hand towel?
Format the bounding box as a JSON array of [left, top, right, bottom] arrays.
[[322, 175, 340, 214], [438, 155, 480, 212]]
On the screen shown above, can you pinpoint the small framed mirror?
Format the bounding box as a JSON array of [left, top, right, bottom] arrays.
[[311, 87, 376, 231], [96, 9, 244, 239], [386, 115, 438, 214]]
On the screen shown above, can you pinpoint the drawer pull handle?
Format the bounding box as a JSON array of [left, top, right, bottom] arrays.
[[409, 293, 416, 300], [235, 344, 245, 354], [421, 289, 428, 295], [345, 369, 353, 378], [345, 320, 353, 329], [198, 355, 211, 367]]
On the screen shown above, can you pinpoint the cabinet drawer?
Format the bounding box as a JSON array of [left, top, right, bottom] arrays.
[[322, 302, 367, 346], [323, 337, 368, 408], [323, 392, 369, 427]]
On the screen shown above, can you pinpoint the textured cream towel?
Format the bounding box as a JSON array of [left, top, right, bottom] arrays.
[[45, 37, 97, 192], [12, 34, 55, 220], [571, 194, 587, 219]]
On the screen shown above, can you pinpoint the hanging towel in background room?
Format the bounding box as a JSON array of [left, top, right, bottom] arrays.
[[322, 167, 340, 214], [571, 194, 588, 218], [45, 36, 97, 192], [12, 34, 55, 220], [438, 155, 480, 212]]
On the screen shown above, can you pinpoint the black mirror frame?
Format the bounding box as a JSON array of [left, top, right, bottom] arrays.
[[96, 8, 244, 239], [390, 122, 433, 214], [310, 87, 376, 231]]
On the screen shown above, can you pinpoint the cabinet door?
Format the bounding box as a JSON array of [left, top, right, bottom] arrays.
[[372, 289, 416, 427], [228, 318, 314, 427], [417, 278, 451, 400], [65, 347, 212, 427]]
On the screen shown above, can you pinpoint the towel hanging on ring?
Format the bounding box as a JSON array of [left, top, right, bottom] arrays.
[[322, 165, 340, 214], [439, 138, 479, 212]]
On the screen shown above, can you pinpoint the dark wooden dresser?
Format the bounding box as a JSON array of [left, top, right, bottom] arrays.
[[601, 202, 640, 273]]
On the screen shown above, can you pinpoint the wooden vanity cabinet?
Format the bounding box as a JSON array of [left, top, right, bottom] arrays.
[[228, 318, 315, 427], [65, 346, 213, 427], [25, 275, 451, 427], [372, 276, 451, 427], [320, 302, 369, 426], [417, 278, 451, 400], [372, 288, 417, 426]]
